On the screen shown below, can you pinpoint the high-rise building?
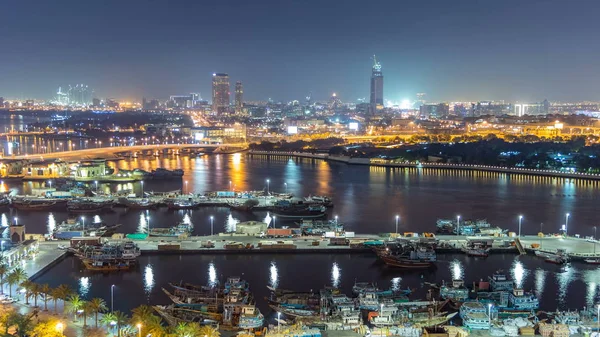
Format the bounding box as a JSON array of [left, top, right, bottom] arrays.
[[234, 81, 244, 114], [370, 55, 384, 113], [212, 73, 230, 114]]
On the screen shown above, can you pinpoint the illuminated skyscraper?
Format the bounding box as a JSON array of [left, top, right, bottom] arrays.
[[234, 81, 243, 114], [212, 73, 230, 114], [370, 56, 384, 113]]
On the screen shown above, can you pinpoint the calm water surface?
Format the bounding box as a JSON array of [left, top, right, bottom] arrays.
[[6, 154, 598, 313]]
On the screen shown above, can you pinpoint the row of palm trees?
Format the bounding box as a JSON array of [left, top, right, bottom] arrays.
[[0, 263, 222, 336]]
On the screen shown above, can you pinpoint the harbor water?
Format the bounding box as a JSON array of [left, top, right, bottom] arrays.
[[1, 153, 599, 313]]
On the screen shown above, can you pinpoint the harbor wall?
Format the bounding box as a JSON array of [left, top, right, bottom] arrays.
[[248, 151, 600, 180]]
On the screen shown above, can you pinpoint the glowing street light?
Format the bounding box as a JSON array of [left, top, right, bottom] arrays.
[[111, 284, 115, 312], [266, 179, 270, 195], [81, 216, 85, 231], [284, 182, 288, 193], [565, 213, 570, 235], [456, 215, 461, 235], [518, 215, 523, 237], [395, 215, 400, 234], [95, 180, 98, 192], [136, 323, 142, 337], [140, 181, 144, 197], [335, 215, 339, 223], [210, 216, 214, 236], [229, 180, 232, 191], [273, 216, 276, 229], [56, 322, 64, 334]]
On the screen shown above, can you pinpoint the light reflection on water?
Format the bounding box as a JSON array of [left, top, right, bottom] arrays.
[[79, 277, 90, 298], [269, 262, 279, 290], [511, 260, 528, 289], [331, 262, 341, 288], [138, 212, 148, 233], [47, 213, 56, 234], [144, 264, 154, 295], [534, 268, 547, 301], [450, 259, 464, 280], [225, 214, 239, 233], [391, 277, 401, 291], [556, 265, 575, 308], [208, 262, 217, 287]]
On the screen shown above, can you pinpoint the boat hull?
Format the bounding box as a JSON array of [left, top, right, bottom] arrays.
[[381, 256, 435, 269]]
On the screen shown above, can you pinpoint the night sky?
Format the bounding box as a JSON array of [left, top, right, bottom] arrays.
[[2, 0, 600, 103]]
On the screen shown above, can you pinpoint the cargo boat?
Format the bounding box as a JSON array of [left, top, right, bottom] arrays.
[[535, 249, 569, 264], [272, 204, 327, 219], [11, 197, 69, 211], [118, 197, 159, 209], [70, 241, 141, 272], [53, 218, 120, 240], [67, 199, 113, 213], [149, 222, 193, 237]]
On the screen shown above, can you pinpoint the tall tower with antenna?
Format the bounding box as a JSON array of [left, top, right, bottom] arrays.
[[370, 55, 384, 113]]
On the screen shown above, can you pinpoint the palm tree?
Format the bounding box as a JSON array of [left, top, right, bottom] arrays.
[[54, 284, 74, 314], [198, 325, 220, 337], [112, 311, 129, 337], [173, 322, 204, 337], [20, 280, 33, 305], [100, 311, 116, 329], [81, 300, 91, 327], [6, 267, 27, 298], [0, 263, 8, 294], [65, 294, 84, 322], [39, 284, 51, 311], [87, 297, 108, 328], [30, 283, 42, 308], [131, 305, 155, 326]]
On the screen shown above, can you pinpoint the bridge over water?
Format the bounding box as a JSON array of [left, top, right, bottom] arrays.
[[6, 143, 247, 161]]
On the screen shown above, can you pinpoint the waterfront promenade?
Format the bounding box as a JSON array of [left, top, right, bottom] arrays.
[[249, 150, 600, 180]]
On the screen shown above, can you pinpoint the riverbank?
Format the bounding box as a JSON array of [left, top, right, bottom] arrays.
[[248, 150, 600, 180]]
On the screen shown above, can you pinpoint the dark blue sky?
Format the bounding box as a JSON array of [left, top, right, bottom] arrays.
[[2, 0, 600, 103]]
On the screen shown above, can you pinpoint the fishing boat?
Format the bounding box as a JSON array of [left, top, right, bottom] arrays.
[[53, 218, 120, 240], [507, 288, 539, 310], [71, 241, 141, 272], [272, 204, 327, 219], [118, 197, 159, 209], [67, 199, 113, 213], [266, 289, 320, 317], [82, 259, 136, 271], [535, 249, 569, 264], [237, 305, 265, 329], [303, 195, 334, 207], [379, 240, 437, 269], [229, 199, 259, 212], [153, 305, 221, 326], [11, 197, 68, 211], [439, 279, 469, 302], [381, 254, 435, 269], [352, 281, 379, 295], [166, 199, 200, 210], [298, 219, 344, 235], [462, 246, 491, 257], [149, 222, 193, 237], [584, 258, 600, 264]]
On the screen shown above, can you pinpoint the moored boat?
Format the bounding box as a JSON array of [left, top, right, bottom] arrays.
[[535, 249, 569, 264], [67, 199, 113, 213], [149, 222, 193, 237]]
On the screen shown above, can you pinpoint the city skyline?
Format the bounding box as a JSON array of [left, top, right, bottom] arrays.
[[2, 0, 600, 102]]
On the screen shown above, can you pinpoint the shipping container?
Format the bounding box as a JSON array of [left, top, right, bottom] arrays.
[[344, 231, 355, 238], [267, 228, 293, 236], [324, 231, 336, 238]]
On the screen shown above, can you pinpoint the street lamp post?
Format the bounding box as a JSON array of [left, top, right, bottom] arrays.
[[456, 215, 461, 236], [395, 215, 400, 234], [48, 180, 52, 189], [273, 216, 276, 229], [518, 215, 523, 238], [565, 213, 570, 236], [488, 304, 493, 326], [140, 181, 144, 197], [229, 180, 232, 191], [335, 215, 339, 223], [56, 322, 64, 334], [594, 226, 597, 254], [284, 182, 287, 193], [14, 217, 17, 226], [540, 223, 544, 249], [277, 312, 281, 331], [210, 216, 214, 236], [81, 216, 85, 232], [185, 181, 188, 194], [95, 180, 98, 192], [137, 323, 142, 337], [111, 284, 115, 312], [266, 179, 270, 195]]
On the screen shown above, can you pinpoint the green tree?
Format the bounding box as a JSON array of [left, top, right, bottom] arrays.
[[112, 311, 129, 337], [100, 311, 116, 329], [28, 318, 65, 337], [0, 263, 8, 294], [87, 298, 108, 328], [20, 280, 33, 305], [6, 311, 34, 337], [39, 283, 51, 311], [31, 282, 42, 308], [65, 294, 84, 322], [198, 325, 220, 337], [6, 268, 27, 298], [53, 284, 74, 314]]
